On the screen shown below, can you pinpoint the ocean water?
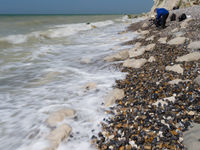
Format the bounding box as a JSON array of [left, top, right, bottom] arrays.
[[0, 15, 139, 150]]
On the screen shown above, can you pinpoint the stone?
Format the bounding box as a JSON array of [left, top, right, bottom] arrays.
[[181, 18, 193, 28], [175, 32, 185, 37], [129, 47, 145, 58], [104, 50, 129, 62], [146, 35, 155, 41], [83, 82, 97, 91], [176, 52, 200, 62], [188, 41, 200, 50], [104, 88, 124, 107], [145, 43, 156, 51], [167, 37, 186, 45], [168, 79, 190, 84], [171, 28, 178, 33], [45, 124, 72, 150], [158, 37, 167, 44], [165, 64, 184, 74], [46, 109, 75, 127], [139, 30, 149, 35], [194, 75, 200, 86], [80, 58, 91, 64], [123, 58, 147, 68], [148, 56, 156, 62], [183, 123, 200, 150], [134, 42, 142, 49], [142, 22, 148, 28]]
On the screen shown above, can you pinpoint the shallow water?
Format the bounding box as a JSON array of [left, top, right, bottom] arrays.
[[0, 15, 139, 150]]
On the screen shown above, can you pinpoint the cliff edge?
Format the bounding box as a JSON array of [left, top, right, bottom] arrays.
[[151, 0, 200, 13]]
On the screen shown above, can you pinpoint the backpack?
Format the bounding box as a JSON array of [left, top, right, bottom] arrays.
[[178, 13, 187, 22], [170, 13, 176, 21]]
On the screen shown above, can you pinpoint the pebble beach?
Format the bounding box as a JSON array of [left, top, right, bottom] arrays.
[[93, 6, 200, 150]]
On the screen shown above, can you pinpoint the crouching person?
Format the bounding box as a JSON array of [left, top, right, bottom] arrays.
[[154, 8, 169, 29]]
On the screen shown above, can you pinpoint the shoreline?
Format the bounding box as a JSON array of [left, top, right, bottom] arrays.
[[93, 6, 200, 150]]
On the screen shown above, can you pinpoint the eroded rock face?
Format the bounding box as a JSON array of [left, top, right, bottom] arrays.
[[176, 52, 200, 62], [151, 0, 196, 13], [165, 64, 184, 74], [104, 89, 124, 107], [188, 41, 200, 50], [123, 58, 147, 68], [104, 50, 129, 62], [45, 124, 72, 150], [46, 109, 75, 127], [167, 37, 186, 45]]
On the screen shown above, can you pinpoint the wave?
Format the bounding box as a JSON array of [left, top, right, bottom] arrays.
[[0, 20, 114, 45]]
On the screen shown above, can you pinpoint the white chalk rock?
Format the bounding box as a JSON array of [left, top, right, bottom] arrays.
[[129, 47, 145, 58], [168, 37, 186, 45], [46, 109, 75, 127], [194, 75, 200, 86], [139, 30, 149, 35], [176, 52, 200, 62], [168, 79, 190, 85], [145, 43, 156, 51], [123, 58, 147, 68], [165, 64, 184, 74], [181, 18, 193, 28], [134, 42, 142, 49], [45, 124, 72, 150], [158, 37, 167, 44], [83, 82, 97, 91], [188, 41, 200, 50], [183, 123, 200, 150], [104, 88, 124, 107], [146, 35, 155, 41], [148, 56, 156, 62], [142, 22, 148, 28], [171, 28, 178, 33], [104, 50, 129, 62], [80, 58, 91, 64]]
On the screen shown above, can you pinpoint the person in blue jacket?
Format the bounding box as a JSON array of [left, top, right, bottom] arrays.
[[154, 8, 169, 29]]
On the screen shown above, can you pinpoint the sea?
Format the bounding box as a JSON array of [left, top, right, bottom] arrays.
[[0, 14, 140, 150]]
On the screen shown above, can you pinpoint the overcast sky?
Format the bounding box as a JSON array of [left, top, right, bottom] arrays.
[[0, 0, 153, 14]]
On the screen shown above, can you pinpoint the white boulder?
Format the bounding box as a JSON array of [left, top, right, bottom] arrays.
[[129, 47, 145, 58], [176, 52, 200, 62], [46, 109, 75, 127], [123, 58, 147, 68], [168, 37, 186, 45], [148, 56, 156, 62], [158, 37, 167, 44], [145, 43, 156, 51], [188, 41, 200, 50], [104, 50, 129, 62], [45, 124, 72, 150], [165, 64, 184, 74], [104, 88, 124, 107]]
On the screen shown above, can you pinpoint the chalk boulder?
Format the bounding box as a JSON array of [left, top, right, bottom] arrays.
[[194, 75, 200, 86], [46, 109, 75, 127], [104, 89, 124, 107], [176, 52, 200, 62], [104, 50, 129, 62], [148, 56, 156, 62], [129, 47, 145, 58], [188, 41, 200, 50], [123, 58, 147, 68], [45, 124, 72, 150], [145, 44, 156, 51], [168, 37, 186, 45], [158, 37, 167, 44], [165, 64, 184, 74]]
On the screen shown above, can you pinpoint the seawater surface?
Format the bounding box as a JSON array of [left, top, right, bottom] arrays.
[[0, 15, 139, 150]]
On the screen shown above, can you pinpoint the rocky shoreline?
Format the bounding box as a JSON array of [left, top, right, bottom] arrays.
[[92, 6, 200, 150]]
